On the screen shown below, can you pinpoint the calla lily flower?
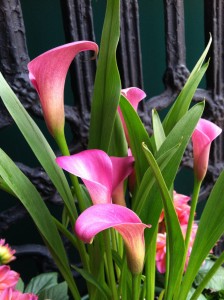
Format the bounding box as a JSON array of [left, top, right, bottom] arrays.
[[56, 149, 134, 205], [28, 41, 98, 138], [75, 203, 150, 274], [118, 87, 146, 144], [192, 118, 222, 181]]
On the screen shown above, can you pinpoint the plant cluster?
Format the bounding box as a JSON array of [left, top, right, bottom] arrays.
[[0, 1, 224, 300]]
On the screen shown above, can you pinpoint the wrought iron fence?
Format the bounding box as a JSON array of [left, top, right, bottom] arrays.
[[0, 0, 223, 276]]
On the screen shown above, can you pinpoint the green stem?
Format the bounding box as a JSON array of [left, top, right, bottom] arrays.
[[174, 178, 201, 300], [103, 230, 118, 300], [158, 290, 165, 300], [184, 178, 201, 259], [145, 226, 157, 300], [54, 132, 93, 295], [164, 233, 170, 299], [111, 229, 122, 280], [132, 274, 141, 300], [191, 253, 224, 300], [53, 216, 78, 248], [55, 131, 87, 213]]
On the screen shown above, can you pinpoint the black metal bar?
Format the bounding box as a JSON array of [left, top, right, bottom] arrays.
[[204, 0, 224, 163], [0, 0, 36, 127], [118, 0, 144, 89], [60, 0, 96, 114], [163, 0, 189, 91]]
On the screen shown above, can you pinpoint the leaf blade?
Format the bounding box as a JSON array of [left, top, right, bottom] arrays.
[[88, 0, 121, 151], [0, 73, 77, 222]]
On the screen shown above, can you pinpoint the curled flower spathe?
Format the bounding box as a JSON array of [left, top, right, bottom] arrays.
[[28, 41, 98, 138], [75, 203, 150, 274], [118, 87, 146, 144], [56, 149, 134, 205], [192, 118, 222, 181]]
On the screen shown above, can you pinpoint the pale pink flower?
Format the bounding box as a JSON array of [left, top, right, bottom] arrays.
[[28, 41, 98, 138], [0, 240, 16, 265], [56, 149, 134, 205], [0, 288, 38, 300], [156, 233, 167, 274], [75, 203, 150, 274], [181, 223, 198, 268], [127, 148, 136, 193], [173, 192, 191, 225], [159, 191, 191, 229], [192, 118, 222, 181], [156, 223, 198, 273], [0, 266, 19, 291]]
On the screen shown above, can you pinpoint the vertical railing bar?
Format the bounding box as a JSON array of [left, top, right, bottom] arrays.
[[204, 0, 224, 165], [60, 0, 96, 115], [162, 0, 189, 96], [0, 0, 39, 128], [118, 0, 144, 89], [164, 0, 186, 69]]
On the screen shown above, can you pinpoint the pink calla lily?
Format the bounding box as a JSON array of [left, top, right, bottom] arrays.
[[28, 41, 98, 138], [56, 149, 134, 205], [75, 203, 150, 274], [118, 87, 146, 144], [121, 87, 146, 111], [192, 118, 222, 181]]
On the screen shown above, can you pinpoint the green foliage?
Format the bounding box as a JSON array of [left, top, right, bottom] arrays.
[[25, 272, 59, 294], [72, 265, 111, 299], [0, 1, 222, 299], [179, 170, 224, 299], [24, 272, 69, 300], [0, 73, 77, 223], [195, 259, 224, 291], [0, 148, 79, 299], [38, 282, 69, 300], [119, 95, 153, 186], [163, 35, 211, 135], [88, 0, 121, 152]]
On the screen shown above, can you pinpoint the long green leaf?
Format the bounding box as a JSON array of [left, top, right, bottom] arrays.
[[88, 0, 121, 152], [108, 112, 128, 156], [0, 149, 80, 299], [163, 36, 211, 134], [72, 265, 111, 299], [179, 170, 224, 299], [0, 73, 76, 223], [142, 144, 185, 300], [133, 143, 180, 212], [137, 102, 204, 237], [119, 95, 153, 186], [152, 109, 166, 151]]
